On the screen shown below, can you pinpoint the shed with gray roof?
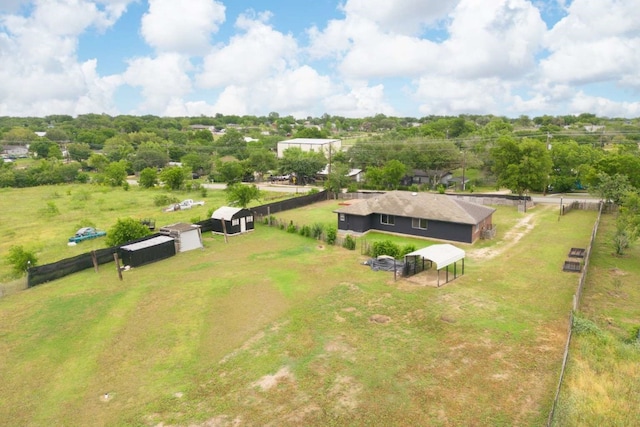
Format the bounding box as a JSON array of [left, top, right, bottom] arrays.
[[334, 191, 495, 243]]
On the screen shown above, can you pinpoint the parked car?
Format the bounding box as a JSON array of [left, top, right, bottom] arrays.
[[68, 227, 107, 243], [164, 199, 205, 212]]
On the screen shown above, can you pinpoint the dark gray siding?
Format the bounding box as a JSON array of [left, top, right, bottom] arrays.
[[341, 213, 475, 243], [338, 213, 371, 233]]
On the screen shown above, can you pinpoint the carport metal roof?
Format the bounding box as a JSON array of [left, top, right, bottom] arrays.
[[405, 244, 465, 270]]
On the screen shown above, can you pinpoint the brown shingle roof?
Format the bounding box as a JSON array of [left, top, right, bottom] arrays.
[[334, 191, 495, 225]]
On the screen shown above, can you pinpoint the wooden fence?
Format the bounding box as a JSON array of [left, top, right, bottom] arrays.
[[546, 202, 603, 426]]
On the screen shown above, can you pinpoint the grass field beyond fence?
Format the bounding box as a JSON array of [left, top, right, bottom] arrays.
[[0, 188, 603, 426]]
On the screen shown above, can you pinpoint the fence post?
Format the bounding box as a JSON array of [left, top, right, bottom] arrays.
[[113, 253, 123, 281]]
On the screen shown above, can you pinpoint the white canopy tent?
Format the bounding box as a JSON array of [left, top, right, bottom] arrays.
[[404, 244, 466, 287]]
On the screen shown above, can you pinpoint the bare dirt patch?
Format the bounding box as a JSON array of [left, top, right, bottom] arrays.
[[369, 314, 391, 324], [329, 375, 362, 413], [251, 366, 294, 391], [468, 212, 537, 261]]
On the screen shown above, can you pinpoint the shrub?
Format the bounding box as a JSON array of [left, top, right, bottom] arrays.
[[572, 315, 603, 337], [299, 225, 312, 238], [401, 244, 417, 257], [308, 188, 319, 195], [154, 194, 179, 207], [371, 240, 400, 258], [311, 223, 324, 239], [286, 221, 297, 234], [6, 245, 37, 277], [40, 201, 59, 216], [437, 184, 446, 194], [342, 234, 356, 250], [325, 226, 337, 245], [106, 218, 151, 246]]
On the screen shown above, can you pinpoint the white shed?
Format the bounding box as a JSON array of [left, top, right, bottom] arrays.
[[158, 222, 203, 253]]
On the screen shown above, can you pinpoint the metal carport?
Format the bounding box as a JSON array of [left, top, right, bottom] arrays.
[[404, 244, 465, 287]]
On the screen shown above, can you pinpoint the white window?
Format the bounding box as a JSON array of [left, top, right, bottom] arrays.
[[247, 215, 254, 223], [412, 218, 428, 230], [380, 214, 395, 225], [232, 219, 239, 226], [340, 213, 345, 221]]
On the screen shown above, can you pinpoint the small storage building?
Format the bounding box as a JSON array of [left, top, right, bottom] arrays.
[[118, 235, 176, 267], [211, 206, 254, 235], [158, 222, 203, 253]]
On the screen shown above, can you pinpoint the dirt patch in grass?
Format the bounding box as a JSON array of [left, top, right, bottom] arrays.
[[369, 314, 391, 324], [252, 366, 294, 391], [468, 211, 537, 261]]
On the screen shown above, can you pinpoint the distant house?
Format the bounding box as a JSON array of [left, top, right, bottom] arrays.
[[276, 138, 341, 159], [211, 207, 255, 235], [158, 222, 203, 253], [333, 191, 495, 244], [317, 165, 363, 183], [403, 169, 453, 187], [2, 145, 29, 158]]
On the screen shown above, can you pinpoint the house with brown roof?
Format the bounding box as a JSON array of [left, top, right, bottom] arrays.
[[333, 191, 495, 244]]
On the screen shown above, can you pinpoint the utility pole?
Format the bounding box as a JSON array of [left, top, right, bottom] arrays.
[[461, 149, 466, 191]]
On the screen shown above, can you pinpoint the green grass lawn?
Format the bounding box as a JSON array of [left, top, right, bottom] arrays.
[[0, 188, 603, 426], [0, 184, 291, 283], [553, 213, 640, 426]]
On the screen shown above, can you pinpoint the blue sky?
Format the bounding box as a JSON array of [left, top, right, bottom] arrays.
[[1, 0, 639, 118]]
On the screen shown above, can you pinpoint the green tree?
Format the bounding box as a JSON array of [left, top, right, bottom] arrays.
[[106, 218, 151, 247], [382, 159, 407, 189], [225, 183, 261, 208], [44, 128, 69, 142], [324, 162, 351, 197], [103, 135, 134, 162], [139, 167, 158, 188], [181, 152, 212, 176], [29, 139, 52, 158], [88, 153, 109, 172], [6, 245, 38, 277], [103, 160, 128, 187], [491, 137, 552, 195], [160, 166, 190, 190], [279, 147, 326, 185], [247, 148, 277, 181], [590, 172, 633, 205], [131, 144, 170, 172], [67, 142, 92, 162], [47, 143, 63, 160], [215, 160, 245, 184], [2, 127, 37, 143], [214, 129, 247, 158]]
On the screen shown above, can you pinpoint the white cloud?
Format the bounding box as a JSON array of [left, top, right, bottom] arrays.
[[541, 0, 640, 88], [197, 12, 298, 88], [570, 92, 640, 118], [120, 53, 193, 115], [210, 66, 333, 117], [415, 76, 511, 116], [441, 0, 546, 79], [141, 0, 225, 54], [324, 83, 396, 118], [340, 0, 457, 35], [0, 0, 131, 115]]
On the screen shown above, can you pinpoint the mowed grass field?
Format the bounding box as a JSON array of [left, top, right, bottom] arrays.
[[554, 213, 640, 426], [0, 186, 600, 426], [0, 183, 293, 287]]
